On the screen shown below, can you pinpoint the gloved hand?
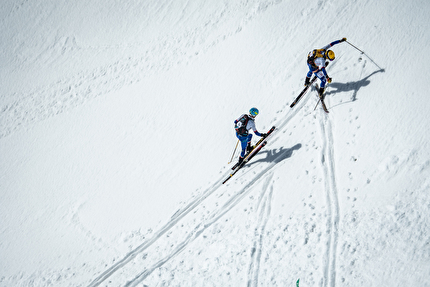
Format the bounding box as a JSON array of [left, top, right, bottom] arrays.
[[327, 77, 332, 83], [304, 77, 310, 86], [261, 133, 267, 137], [340, 37, 347, 42]]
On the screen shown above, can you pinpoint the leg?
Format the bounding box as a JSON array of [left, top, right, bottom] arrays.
[[246, 134, 253, 152], [315, 70, 327, 98], [236, 134, 249, 157], [316, 70, 327, 88], [306, 65, 316, 85]]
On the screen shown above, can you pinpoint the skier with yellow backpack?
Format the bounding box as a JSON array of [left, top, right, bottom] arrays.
[[304, 38, 347, 98]]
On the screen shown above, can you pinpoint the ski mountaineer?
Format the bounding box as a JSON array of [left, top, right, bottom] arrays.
[[234, 108, 266, 164], [304, 37, 347, 98]]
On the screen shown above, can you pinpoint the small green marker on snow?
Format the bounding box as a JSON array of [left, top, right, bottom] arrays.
[[296, 278, 300, 286]]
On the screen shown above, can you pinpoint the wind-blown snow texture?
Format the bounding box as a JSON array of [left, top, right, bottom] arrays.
[[1, 0, 430, 286]]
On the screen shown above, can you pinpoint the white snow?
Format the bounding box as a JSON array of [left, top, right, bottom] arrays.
[[1, 0, 430, 286]]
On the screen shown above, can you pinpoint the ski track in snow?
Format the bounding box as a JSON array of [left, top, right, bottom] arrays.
[[87, 160, 279, 286], [87, 178, 224, 287], [124, 168, 279, 286], [88, 103, 304, 286], [246, 174, 274, 287], [317, 108, 340, 287]]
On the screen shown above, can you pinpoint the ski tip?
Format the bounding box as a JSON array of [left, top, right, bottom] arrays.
[[222, 175, 232, 184]]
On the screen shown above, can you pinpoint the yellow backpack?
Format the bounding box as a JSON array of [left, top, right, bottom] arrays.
[[307, 49, 326, 68]]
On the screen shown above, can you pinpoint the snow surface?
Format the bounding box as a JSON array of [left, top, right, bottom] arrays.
[[1, 0, 430, 286]]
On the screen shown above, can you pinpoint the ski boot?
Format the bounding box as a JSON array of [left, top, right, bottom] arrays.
[[238, 156, 244, 164], [246, 142, 253, 153]]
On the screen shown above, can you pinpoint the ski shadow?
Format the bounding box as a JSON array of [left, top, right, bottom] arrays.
[[246, 143, 302, 168], [326, 68, 385, 102]]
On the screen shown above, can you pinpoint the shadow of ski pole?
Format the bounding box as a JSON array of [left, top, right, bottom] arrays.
[[325, 68, 385, 102]]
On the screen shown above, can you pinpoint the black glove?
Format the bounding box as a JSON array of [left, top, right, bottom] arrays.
[[327, 77, 332, 84], [340, 37, 347, 42], [304, 77, 310, 86], [261, 133, 267, 137]]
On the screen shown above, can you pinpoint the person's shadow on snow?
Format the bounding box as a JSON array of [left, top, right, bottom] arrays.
[[246, 143, 302, 168], [326, 68, 385, 102]]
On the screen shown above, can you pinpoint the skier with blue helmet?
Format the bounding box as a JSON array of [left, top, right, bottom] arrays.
[[305, 38, 347, 98], [234, 107, 266, 164]]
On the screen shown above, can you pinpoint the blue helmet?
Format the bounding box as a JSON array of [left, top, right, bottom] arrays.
[[249, 107, 259, 118]]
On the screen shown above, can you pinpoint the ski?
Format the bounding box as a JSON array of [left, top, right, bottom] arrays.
[[315, 84, 329, 113], [320, 97, 329, 113], [290, 76, 317, 108], [231, 126, 276, 170], [223, 141, 268, 184]]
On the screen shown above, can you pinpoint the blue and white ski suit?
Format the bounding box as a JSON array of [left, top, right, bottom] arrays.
[[234, 114, 262, 158], [306, 40, 342, 88]]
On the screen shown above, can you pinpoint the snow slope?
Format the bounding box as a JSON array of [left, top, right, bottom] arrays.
[[1, 0, 430, 286]]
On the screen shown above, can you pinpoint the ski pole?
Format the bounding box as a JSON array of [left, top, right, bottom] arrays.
[[346, 40, 364, 54], [228, 140, 240, 164], [346, 41, 383, 70]]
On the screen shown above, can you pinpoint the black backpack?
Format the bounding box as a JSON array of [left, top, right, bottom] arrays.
[[235, 114, 250, 136]]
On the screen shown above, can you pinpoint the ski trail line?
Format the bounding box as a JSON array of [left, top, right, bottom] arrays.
[[318, 111, 340, 287], [125, 157, 287, 286], [88, 149, 289, 287], [87, 177, 225, 287], [247, 174, 274, 287]]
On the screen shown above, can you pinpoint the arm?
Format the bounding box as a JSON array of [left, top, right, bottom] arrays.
[[321, 67, 328, 78], [254, 129, 267, 137], [248, 120, 263, 137], [322, 37, 347, 50]]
